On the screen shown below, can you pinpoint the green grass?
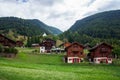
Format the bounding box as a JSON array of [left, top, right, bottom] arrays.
[[0, 47, 120, 80]]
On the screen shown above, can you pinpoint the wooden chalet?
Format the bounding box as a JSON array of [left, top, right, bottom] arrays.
[[64, 42, 85, 63], [16, 41, 24, 47], [88, 42, 113, 64], [0, 34, 18, 58], [0, 34, 16, 47], [40, 38, 56, 53]]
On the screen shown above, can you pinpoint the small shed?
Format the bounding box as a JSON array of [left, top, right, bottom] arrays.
[[40, 38, 56, 53]]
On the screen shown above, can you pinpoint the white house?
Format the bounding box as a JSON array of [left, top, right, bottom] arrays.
[[40, 46, 45, 53], [42, 33, 47, 37]]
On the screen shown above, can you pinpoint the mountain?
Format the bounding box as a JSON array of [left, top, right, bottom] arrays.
[[0, 17, 62, 37], [29, 19, 62, 35], [60, 10, 120, 46], [69, 10, 120, 39]]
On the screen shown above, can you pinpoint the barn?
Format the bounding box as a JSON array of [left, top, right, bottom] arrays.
[[64, 42, 85, 63], [88, 42, 113, 64]]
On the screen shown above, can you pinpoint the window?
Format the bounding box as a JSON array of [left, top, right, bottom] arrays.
[[72, 45, 79, 52], [100, 47, 108, 52]]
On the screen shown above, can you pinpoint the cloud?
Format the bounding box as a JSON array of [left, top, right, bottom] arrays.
[[0, 0, 120, 31], [83, 0, 120, 17], [34, 0, 62, 6]]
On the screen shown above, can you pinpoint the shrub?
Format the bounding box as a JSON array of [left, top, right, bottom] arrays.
[[13, 48, 18, 54], [4, 47, 18, 54], [0, 44, 4, 53], [113, 59, 120, 65]]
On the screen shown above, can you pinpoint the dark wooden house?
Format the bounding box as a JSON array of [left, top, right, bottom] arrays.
[[0, 34, 17, 58], [65, 42, 85, 63], [0, 34, 16, 47], [40, 38, 56, 53], [16, 41, 24, 47], [88, 42, 113, 64]]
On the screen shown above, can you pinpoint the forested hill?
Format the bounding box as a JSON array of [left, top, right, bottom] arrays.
[[28, 19, 62, 35], [69, 10, 120, 39], [0, 17, 62, 37], [60, 10, 120, 46]]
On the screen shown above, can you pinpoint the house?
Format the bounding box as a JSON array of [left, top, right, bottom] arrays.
[[40, 46, 45, 53], [88, 42, 113, 64], [84, 43, 91, 50], [40, 38, 56, 53], [50, 40, 64, 53], [64, 42, 85, 63], [16, 41, 24, 47], [0, 34, 18, 58], [42, 33, 47, 37], [0, 34, 16, 47]]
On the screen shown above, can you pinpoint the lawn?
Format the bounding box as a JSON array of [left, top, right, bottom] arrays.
[[0, 47, 120, 80]]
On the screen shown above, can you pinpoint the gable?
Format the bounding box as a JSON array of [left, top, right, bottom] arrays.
[[65, 42, 84, 51]]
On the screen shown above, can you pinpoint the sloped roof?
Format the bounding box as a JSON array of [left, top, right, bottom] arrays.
[[0, 34, 16, 47], [89, 42, 113, 51], [56, 40, 63, 47], [65, 42, 84, 50], [0, 34, 16, 44]]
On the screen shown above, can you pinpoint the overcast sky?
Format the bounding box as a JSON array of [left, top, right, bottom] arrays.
[[0, 0, 120, 31]]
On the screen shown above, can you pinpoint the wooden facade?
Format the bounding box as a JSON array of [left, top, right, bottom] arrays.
[[40, 38, 56, 53], [0, 34, 18, 58], [16, 41, 24, 47], [88, 42, 113, 64], [0, 34, 16, 47], [65, 42, 85, 63]]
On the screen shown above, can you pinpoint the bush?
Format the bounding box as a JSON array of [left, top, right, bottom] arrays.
[[113, 59, 120, 65], [0, 44, 4, 53], [4, 47, 18, 54], [112, 47, 120, 59]]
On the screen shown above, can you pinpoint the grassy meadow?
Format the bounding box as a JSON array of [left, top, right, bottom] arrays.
[[0, 47, 120, 80]]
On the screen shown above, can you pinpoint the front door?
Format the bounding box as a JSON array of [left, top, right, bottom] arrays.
[[73, 58, 79, 63]]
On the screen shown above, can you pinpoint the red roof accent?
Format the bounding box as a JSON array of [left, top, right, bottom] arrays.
[[65, 42, 84, 50]]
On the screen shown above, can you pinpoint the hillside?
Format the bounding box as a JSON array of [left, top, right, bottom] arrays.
[[30, 19, 62, 35], [69, 10, 120, 39], [60, 10, 120, 46], [0, 17, 62, 37]]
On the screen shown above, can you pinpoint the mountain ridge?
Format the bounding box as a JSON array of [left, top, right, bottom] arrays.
[[0, 17, 62, 37], [69, 10, 120, 39], [60, 10, 120, 46]]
